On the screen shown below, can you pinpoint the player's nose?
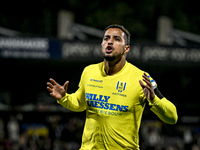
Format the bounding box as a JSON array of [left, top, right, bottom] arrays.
[[108, 37, 114, 45]]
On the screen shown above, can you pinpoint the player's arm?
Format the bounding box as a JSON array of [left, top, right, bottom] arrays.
[[148, 87, 178, 124], [57, 85, 86, 112], [47, 78, 86, 112], [139, 73, 178, 124]]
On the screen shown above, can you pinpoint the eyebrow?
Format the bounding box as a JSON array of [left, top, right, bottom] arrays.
[[104, 35, 122, 39]]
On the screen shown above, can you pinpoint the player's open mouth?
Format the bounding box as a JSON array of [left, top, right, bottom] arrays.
[[106, 46, 113, 53]]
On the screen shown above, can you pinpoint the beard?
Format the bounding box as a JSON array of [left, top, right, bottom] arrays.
[[101, 46, 125, 62], [102, 52, 124, 63], [103, 54, 116, 61]]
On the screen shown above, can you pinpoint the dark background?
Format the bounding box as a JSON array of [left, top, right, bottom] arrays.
[[1, 0, 200, 41], [0, 0, 200, 149]]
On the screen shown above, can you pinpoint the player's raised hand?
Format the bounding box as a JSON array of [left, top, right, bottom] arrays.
[[47, 78, 69, 100], [139, 73, 155, 101]]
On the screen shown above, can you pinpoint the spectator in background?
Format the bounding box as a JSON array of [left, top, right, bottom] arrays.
[[7, 116, 20, 143]]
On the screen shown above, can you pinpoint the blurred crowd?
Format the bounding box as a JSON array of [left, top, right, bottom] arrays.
[[0, 113, 200, 150], [0, 113, 84, 150], [140, 121, 200, 150]]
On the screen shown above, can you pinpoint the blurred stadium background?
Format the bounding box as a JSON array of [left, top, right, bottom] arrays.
[[1, 0, 200, 149]]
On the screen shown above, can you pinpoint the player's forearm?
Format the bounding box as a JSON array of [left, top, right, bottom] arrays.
[[149, 95, 178, 124], [57, 93, 86, 112]]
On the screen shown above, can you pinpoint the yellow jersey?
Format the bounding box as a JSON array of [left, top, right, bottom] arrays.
[[57, 61, 178, 150]]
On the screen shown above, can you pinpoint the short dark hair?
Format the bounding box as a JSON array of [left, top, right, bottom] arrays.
[[104, 24, 131, 45]]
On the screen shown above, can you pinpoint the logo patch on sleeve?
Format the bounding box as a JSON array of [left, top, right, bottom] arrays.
[[148, 75, 157, 89]]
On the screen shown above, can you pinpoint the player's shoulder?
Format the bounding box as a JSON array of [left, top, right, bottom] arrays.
[[126, 61, 144, 75], [127, 62, 154, 78], [82, 62, 102, 73], [84, 62, 101, 69], [126, 62, 157, 88]]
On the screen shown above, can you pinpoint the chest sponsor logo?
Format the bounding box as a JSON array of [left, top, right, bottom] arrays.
[[86, 93, 129, 113], [87, 79, 103, 88], [90, 79, 103, 83]]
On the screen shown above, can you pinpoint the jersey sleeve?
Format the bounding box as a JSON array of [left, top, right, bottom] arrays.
[[148, 95, 178, 124], [146, 73, 178, 124], [57, 68, 87, 112]]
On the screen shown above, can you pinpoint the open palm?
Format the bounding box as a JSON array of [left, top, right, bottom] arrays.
[[47, 78, 69, 100]]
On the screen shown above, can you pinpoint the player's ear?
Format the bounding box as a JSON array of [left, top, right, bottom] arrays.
[[124, 45, 130, 55]]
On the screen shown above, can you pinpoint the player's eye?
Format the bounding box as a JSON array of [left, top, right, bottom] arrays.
[[115, 37, 121, 41], [104, 37, 109, 40], [115, 38, 120, 41]]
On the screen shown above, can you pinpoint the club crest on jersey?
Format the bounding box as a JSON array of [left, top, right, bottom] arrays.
[[116, 81, 126, 93]]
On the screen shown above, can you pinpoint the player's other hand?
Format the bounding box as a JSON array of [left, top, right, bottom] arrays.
[[47, 78, 69, 100], [139, 73, 155, 101]]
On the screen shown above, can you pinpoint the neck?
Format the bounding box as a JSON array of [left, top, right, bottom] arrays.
[[104, 57, 126, 75]]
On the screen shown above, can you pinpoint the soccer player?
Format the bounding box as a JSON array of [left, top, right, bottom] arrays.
[[47, 24, 178, 150]]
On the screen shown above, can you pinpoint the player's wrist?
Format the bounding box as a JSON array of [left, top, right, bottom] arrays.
[[150, 94, 155, 101], [57, 93, 68, 101], [148, 95, 160, 105]]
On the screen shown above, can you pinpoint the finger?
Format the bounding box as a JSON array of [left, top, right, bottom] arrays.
[[143, 73, 150, 79], [47, 82, 54, 88], [140, 80, 151, 91], [142, 77, 153, 89], [47, 86, 53, 93], [142, 73, 151, 82], [141, 79, 151, 89], [142, 74, 150, 81], [143, 73, 154, 86], [142, 78, 151, 86], [144, 88, 151, 100], [50, 92, 55, 97], [142, 83, 152, 91], [49, 78, 59, 85], [142, 79, 154, 91], [63, 81, 69, 91], [143, 88, 148, 95], [139, 80, 145, 88]]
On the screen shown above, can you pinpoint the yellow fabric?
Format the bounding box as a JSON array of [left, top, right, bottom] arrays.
[[57, 61, 178, 150]]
